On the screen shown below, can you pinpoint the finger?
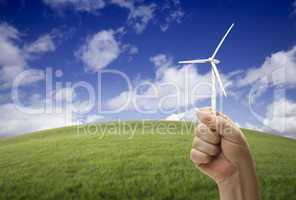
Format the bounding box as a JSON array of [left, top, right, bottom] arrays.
[[197, 110, 217, 131], [192, 136, 220, 156], [217, 112, 237, 127], [214, 116, 247, 145], [196, 123, 221, 145], [197, 108, 234, 127], [190, 149, 212, 165], [197, 110, 234, 132], [217, 111, 232, 122], [198, 107, 212, 113], [197, 110, 247, 145], [215, 116, 245, 142]]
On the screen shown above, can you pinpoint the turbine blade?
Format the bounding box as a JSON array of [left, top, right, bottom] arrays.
[[178, 59, 210, 64], [211, 23, 234, 59], [210, 62, 227, 97]]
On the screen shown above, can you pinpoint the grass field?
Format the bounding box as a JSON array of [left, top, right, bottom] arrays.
[[0, 121, 295, 200]]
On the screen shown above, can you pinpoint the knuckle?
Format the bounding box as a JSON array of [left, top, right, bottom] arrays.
[[202, 155, 211, 163], [197, 123, 208, 135], [192, 136, 198, 145], [190, 150, 196, 162], [197, 125, 221, 145], [207, 117, 218, 130], [197, 123, 207, 130], [212, 135, 221, 144], [208, 146, 218, 156], [190, 149, 210, 164], [190, 149, 200, 163], [196, 140, 211, 155], [217, 116, 229, 132]]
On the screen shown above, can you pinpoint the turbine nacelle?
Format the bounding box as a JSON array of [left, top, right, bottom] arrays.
[[209, 58, 220, 64]]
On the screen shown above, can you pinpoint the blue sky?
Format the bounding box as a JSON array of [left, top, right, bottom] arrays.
[[0, 0, 296, 138]]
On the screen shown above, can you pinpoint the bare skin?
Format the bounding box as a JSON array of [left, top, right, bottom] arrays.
[[191, 108, 260, 200]]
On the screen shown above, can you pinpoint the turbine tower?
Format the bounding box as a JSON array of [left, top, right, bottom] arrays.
[[178, 23, 234, 113]]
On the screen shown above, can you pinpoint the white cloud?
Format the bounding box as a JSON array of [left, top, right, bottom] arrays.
[[0, 22, 19, 40], [54, 87, 76, 102], [234, 45, 296, 139], [112, 0, 184, 33], [0, 23, 26, 84], [77, 28, 138, 71], [237, 46, 296, 87], [0, 103, 76, 137], [122, 43, 138, 55], [159, 0, 184, 32], [263, 98, 296, 138], [85, 114, 104, 123], [0, 86, 105, 136], [111, 0, 156, 34], [77, 29, 120, 71], [107, 90, 134, 110], [111, 0, 133, 10], [24, 34, 55, 55], [151, 54, 172, 68], [111, 0, 184, 33], [128, 46, 138, 54], [165, 113, 184, 121], [0, 23, 55, 88], [43, 0, 184, 33], [107, 54, 231, 112], [243, 122, 263, 132], [165, 108, 197, 122], [43, 0, 106, 12], [129, 4, 156, 34], [293, 0, 296, 15], [0, 86, 77, 136], [8, 69, 45, 89]]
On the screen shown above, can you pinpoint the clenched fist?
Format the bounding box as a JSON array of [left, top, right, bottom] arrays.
[[191, 108, 260, 200]]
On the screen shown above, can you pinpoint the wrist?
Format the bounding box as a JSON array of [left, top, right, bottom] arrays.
[[217, 171, 244, 200], [217, 158, 260, 200]]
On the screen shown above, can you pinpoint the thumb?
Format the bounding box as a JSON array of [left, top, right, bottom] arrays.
[[197, 109, 247, 145]]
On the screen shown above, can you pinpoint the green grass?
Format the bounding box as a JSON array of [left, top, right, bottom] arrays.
[[0, 121, 295, 200]]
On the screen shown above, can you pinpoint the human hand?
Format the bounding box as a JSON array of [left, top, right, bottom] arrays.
[[190, 108, 260, 200]]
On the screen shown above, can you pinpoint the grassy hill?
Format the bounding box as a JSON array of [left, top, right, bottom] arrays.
[[0, 121, 295, 200]]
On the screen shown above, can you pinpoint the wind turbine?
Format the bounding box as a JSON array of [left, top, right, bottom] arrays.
[[178, 23, 234, 113]]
